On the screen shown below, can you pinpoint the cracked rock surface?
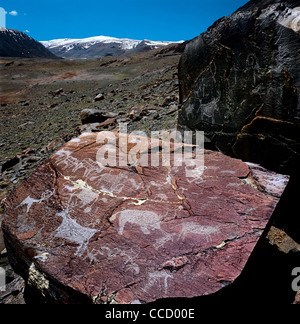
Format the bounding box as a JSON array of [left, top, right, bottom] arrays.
[[2, 132, 289, 304]]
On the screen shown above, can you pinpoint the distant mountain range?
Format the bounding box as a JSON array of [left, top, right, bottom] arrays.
[[40, 36, 183, 59], [0, 27, 57, 58], [0, 27, 184, 59]]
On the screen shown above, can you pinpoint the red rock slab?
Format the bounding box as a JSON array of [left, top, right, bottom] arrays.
[[2, 132, 289, 304]]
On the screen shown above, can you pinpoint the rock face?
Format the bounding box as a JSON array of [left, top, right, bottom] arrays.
[[2, 132, 289, 304], [178, 0, 300, 174]]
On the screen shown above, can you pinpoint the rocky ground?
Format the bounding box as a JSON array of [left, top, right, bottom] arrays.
[[0, 45, 183, 206], [0, 44, 184, 303]]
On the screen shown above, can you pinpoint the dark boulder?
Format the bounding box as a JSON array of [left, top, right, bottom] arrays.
[[178, 0, 300, 174], [80, 109, 116, 125]]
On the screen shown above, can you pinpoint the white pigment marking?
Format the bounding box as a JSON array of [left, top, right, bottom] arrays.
[[54, 209, 98, 256], [146, 270, 173, 295], [110, 210, 161, 235], [17, 190, 54, 213], [179, 222, 219, 240], [61, 174, 146, 206], [75, 188, 99, 206]]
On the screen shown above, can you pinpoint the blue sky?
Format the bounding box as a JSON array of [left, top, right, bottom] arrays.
[[0, 0, 248, 41]]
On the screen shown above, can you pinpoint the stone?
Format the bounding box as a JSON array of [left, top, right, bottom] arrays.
[[48, 88, 64, 97], [294, 290, 300, 304], [45, 137, 66, 153], [1, 157, 20, 173], [0, 276, 25, 304], [151, 111, 160, 119], [26, 156, 41, 164], [54, 88, 64, 96], [78, 118, 117, 134], [162, 96, 174, 107], [21, 148, 35, 156], [97, 118, 116, 129], [94, 93, 105, 102], [267, 226, 300, 254], [80, 108, 116, 125], [78, 123, 103, 134], [178, 0, 300, 174], [2, 132, 289, 304], [129, 106, 148, 121]]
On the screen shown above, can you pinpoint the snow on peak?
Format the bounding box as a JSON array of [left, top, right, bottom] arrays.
[[40, 35, 182, 51], [41, 36, 140, 51]]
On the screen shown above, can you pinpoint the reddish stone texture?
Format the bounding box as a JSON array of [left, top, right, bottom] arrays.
[[2, 132, 289, 304]]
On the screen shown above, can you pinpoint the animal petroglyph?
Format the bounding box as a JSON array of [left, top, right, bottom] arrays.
[[54, 209, 98, 256], [110, 210, 161, 235], [179, 222, 220, 242], [17, 189, 54, 213], [146, 270, 174, 295]]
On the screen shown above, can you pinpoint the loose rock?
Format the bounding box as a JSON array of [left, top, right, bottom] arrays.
[[1, 157, 20, 173], [94, 93, 105, 102], [80, 109, 116, 125], [129, 106, 148, 121]]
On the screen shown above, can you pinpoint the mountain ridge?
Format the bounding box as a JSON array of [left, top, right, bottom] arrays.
[[0, 27, 58, 59], [40, 35, 184, 59]]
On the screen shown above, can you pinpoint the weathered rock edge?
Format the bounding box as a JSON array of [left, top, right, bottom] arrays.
[[2, 132, 289, 304]]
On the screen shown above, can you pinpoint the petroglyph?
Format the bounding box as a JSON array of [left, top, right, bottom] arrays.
[[110, 210, 161, 235], [17, 189, 54, 213], [146, 270, 174, 295], [17, 214, 36, 233], [75, 188, 99, 207], [154, 231, 177, 249], [54, 209, 98, 256], [179, 222, 219, 241], [61, 173, 147, 206], [53, 148, 105, 181]]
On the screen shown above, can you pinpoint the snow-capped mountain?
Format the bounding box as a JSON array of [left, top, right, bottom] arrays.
[[40, 35, 182, 59], [0, 27, 57, 58]]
